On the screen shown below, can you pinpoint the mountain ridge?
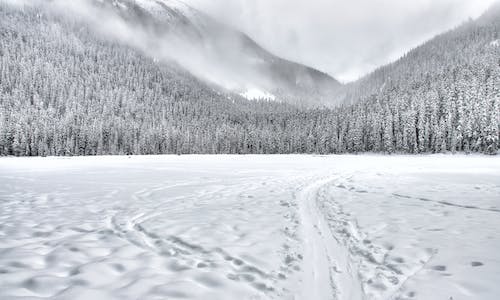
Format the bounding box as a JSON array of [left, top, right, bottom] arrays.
[[0, 0, 497, 156], [333, 1, 500, 105], [96, 0, 342, 105]]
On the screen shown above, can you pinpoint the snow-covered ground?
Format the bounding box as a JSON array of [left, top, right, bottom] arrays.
[[0, 155, 499, 300]]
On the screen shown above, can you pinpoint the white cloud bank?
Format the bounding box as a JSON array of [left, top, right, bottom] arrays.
[[186, 0, 497, 82]]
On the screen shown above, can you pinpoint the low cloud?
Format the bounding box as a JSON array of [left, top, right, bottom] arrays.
[[187, 0, 496, 82], [6, 0, 272, 92]]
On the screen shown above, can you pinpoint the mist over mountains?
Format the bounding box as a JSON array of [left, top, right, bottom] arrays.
[[0, 0, 498, 155], [50, 0, 341, 105]]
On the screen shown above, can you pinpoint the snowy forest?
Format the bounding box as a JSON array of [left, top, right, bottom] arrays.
[[0, 2, 498, 156]]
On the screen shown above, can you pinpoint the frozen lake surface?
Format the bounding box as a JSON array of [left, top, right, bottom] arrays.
[[1, 155, 499, 300]]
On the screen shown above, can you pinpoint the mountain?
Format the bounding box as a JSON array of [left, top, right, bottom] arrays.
[[0, 0, 310, 156], [333, 2, 500, 106], [94, 0, 341, 104], [329, 2, 499, 153], [0, 0, 497, 156]]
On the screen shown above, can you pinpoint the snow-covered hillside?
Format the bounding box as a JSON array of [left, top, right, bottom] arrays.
[[95, 0, 340, 103], [1, 155, 499, 299], [0, 2, 498, 156]]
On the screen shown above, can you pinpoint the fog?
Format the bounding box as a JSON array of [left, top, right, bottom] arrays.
[[186, 0, 496, 82], [5, 0, 495, 96], [20, 0, 274, 93]]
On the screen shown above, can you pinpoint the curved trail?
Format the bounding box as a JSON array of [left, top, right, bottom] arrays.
[[298, 177, 364, 300]]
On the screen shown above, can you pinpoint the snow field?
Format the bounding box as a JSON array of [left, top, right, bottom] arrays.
[[0, 155, 499, 299]]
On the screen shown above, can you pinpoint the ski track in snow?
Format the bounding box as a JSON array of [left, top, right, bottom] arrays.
[[0, 155, 499, 300], [297, 176, 364, 300]]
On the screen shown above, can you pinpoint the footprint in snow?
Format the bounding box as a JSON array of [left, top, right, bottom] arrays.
[[471, 261, 484, 267], [431, 265, 447, 271]]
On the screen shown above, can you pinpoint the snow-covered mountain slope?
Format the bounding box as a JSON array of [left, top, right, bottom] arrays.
[[96, 0, 341, 105], [332, 1, 500, 106], [0, 1, 497, 156]]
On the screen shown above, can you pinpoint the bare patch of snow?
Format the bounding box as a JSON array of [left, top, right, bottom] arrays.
[[240, 88, 276, 101]]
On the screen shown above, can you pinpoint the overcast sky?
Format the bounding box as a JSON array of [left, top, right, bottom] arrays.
[[185, 0, 496, 82]]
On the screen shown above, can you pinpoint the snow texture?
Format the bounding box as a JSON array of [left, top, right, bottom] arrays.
[[0, 155, 499, 299]]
